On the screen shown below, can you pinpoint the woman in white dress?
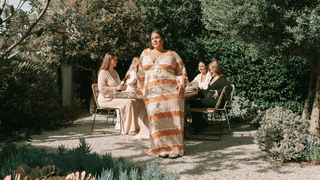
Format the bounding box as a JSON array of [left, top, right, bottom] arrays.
[[97, 52, 139, 135], [186, 60, 212, 121], [189, 60, 212, 90], [123, 57, 149, 139]]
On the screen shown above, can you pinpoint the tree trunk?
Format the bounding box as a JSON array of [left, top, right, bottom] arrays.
[[309, 65, 320, 136], [302, 68, 315, 120]]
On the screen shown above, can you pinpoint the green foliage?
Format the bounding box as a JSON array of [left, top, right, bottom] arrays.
[[303, 137, 320, 164], [200, 1, 320, 124], [178, 36, 310, 114], [0, 139, 179, 180], [201, 0, 320, 56], [254, 106, 318, 162], [78, 137, 93, 155], [0, 141, 19, 170], [0, 0, 51, 60], [0, 58, 83, 141], [229, 96, 263, 126], [136, 0, 204, 43], [29, 0, 148, 72], [25, 0, 205, 81]]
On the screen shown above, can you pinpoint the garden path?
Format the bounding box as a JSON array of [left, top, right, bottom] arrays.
[[28, 112, 320, 180]]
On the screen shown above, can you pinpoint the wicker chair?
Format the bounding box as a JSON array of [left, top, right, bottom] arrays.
[[225, 84, 236, 127], [91, 84, 121, 134], [185, 86, 227, 141], [212, 84, 236, 134]]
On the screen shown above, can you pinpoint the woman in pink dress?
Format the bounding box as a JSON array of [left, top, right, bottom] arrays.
[[97, 52, 139, 135], [138, 30, 188, 159]]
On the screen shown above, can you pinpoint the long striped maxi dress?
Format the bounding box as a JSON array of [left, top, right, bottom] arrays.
[[138, 48, 188, 156]]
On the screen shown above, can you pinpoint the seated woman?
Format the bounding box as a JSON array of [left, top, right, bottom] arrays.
[[186, 60, 212, 119], [190, 60, 232, 133], [123, 57, 149, 139], [188, 60, 212, 89], [97, 52, 139, 135]]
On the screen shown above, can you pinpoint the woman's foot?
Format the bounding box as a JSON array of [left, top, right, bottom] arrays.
[[128, 131, 139, 135], [159, 154, 169, 158], [114, 123, 121, 130], [169, 153, 179, 159]]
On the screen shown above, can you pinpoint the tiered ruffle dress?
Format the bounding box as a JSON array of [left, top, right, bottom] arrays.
[[138, 49, 187, 156]]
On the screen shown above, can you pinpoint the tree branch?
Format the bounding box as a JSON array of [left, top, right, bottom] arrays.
[[30, 29, 67, 36], [299, 50, 320, 76], [76, 65, 95, 72], [0, 0, 51, 60], [3, 0, 25, 22], [0, 0, 6, 17]]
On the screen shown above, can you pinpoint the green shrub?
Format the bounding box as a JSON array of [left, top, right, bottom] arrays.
[[0, 59, 83, 141], [177, 36, 310, 114], [303, 137, 320, 164], [254, 106, 317, 162], [228, 96, 263, 126], [0, 138, 179, 180]]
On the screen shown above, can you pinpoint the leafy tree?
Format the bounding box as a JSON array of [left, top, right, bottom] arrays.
[[30, 0, 205, 79], [0, 0, 51, 60], [26, 0, 205, 112], [27, 0, 147, 76], [202, 0, 320, 135], [135, 0, 205, 45], [24, 0, 149, 112]]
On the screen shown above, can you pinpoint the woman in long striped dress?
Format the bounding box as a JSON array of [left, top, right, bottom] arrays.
[[138, 30, 187, 158]]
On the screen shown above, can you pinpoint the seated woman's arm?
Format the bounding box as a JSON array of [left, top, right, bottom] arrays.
[[98, 70, 118, 97], [190, 74, 200, 88], [217, 77, 232, 98], [126, 71, 138, 87], [204, 76, 232, 100]]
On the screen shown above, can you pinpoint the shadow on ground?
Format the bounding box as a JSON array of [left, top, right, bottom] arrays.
[[22, 112, 295, 178]]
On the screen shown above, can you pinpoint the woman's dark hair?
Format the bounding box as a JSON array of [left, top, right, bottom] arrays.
[[148, 29, 170, 50], [199, 59, 210, 66], [98, 52, 116, 75]]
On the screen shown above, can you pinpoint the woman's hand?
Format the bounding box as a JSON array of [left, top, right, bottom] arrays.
[[213, 90, 218, 99], [175, 83, 184, 97], [116, 84, 127, 91], [186, 80, 192, 87]]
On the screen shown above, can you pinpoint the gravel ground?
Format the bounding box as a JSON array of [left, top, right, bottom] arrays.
[[26, 112, 320, 180]]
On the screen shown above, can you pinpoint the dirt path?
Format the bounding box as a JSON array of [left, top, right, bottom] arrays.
[[27, 113, 320, 180]]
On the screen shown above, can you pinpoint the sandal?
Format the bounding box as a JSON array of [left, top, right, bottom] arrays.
[[128, 131, 138, 135], [159, 154, 169, 158], [169, 153, 179, 159]]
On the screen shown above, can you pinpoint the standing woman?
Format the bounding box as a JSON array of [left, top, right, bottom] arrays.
[[139, 30, 188, 158], [97, 52, 140, 135]]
